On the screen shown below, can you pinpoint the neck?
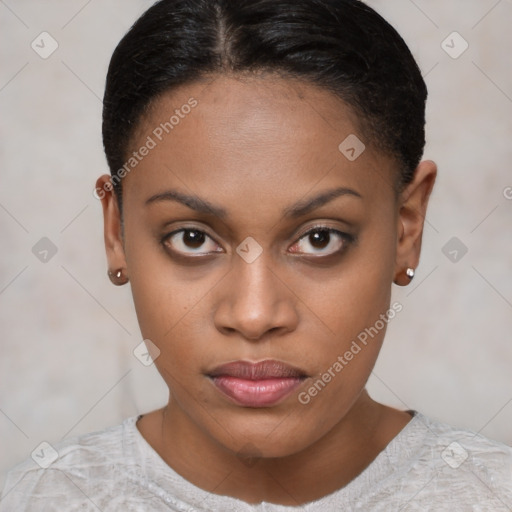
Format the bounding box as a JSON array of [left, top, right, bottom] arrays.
[[137, 390, 412, 506]]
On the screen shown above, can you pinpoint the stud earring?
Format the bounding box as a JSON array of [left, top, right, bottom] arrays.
[[108, 268, 129, 286], [406, 268, 415, 280]]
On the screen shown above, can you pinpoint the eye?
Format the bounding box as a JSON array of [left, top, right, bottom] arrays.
[[163, 229, 223, 256], [289, 227, 352, 257]]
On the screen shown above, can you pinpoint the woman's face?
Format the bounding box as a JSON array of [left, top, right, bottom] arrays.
[[99, 75, 434, 458]]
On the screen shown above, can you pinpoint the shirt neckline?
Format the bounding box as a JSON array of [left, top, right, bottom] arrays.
[[126, 409, 425, 510]]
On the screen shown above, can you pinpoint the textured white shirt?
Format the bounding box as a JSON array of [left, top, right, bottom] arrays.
[[1, 410, 511, 511]]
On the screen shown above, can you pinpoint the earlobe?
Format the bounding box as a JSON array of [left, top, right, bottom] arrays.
[[394, 267, 416, 287], [393, 160, 437, 286], [108, 268, 130, 286], [95, 175, 129, 284]]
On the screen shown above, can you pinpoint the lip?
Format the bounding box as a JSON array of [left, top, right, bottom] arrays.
[[207, 360, 308, 408]]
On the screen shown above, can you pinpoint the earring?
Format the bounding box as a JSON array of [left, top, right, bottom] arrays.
[[108, 268, 129, 286], [394, 267, 415, 286]]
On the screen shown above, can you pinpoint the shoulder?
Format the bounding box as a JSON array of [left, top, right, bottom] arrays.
[[392, 412, 512, 509], [418, 412, 512, 470], [0, 417, 140, 511]]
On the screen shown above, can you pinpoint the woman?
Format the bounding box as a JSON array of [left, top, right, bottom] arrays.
[[2, 0, 511, 509]]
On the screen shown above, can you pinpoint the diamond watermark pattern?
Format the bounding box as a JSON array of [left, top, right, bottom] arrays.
[[441, 441, 468, 469], [32, 237, 58, 263], [133, 339, 161, 366], [441, 31, 469, 59], [31, 441, 59, 469], [338, 134, 366, 161], [31, 32, 59, 59], [236, 237, 263, 264], [442, 237, 468, 263]]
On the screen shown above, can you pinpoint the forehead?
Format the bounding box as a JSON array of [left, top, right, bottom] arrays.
[[139, 73, 361, 153], [123, 74, 396, 214]]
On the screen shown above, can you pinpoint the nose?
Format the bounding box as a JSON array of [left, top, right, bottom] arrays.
[[213, 254, 299, 341]]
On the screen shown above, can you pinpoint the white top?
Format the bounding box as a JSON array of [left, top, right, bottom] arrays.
[[1, 411, 511, 511]]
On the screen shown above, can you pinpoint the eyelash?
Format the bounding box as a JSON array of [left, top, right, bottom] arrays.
[[161, 225, 354, 260]]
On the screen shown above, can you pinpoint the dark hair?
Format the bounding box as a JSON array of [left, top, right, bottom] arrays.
[[103, 0, 427, 200]]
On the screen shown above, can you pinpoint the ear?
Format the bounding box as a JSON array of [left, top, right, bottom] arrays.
[[95, 175, 128, 279], [394, 160, 437, 286]]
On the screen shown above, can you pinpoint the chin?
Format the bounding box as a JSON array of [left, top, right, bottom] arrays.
[[210, 412, 319, 460]]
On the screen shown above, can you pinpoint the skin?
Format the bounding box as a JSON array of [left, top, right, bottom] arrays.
[[97, 74, 437, 506]]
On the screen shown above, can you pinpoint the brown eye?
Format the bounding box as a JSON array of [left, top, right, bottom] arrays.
[[182, 230, 205, 248], [163, 229, 222, 256], [290, 227, 351, 257], [309, 230, 331, 249]]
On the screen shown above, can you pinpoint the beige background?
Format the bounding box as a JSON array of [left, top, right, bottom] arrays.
[[1, 0, 511, 491]]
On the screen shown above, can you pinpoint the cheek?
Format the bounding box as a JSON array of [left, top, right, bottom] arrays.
[[122, 215, 203, 337], [291, 283, 395, 443], [129, 269, 214, 351], [292, 225, 396, 402], [125, 239, 224, 382], [129, 271, 214, 402], [296, 224, 396, 341]]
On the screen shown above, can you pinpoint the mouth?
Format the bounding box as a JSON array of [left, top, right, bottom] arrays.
[[206, 360, 308, 408]]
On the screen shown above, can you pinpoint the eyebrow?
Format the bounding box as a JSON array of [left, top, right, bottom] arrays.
[[145, 190, 227, 218], [145, 186, 362, 219], [283, 187, 362, 218]]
